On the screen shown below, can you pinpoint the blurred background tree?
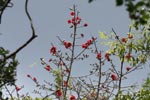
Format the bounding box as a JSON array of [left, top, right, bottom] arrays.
[[89, 0, 150, 28]]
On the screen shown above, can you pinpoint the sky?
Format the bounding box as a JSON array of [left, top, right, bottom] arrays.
[[1, 0, 150, 98]]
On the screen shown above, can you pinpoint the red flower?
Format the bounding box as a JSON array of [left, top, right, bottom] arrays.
[[16, 86, 21, 92], [27, 74, 31, 78], [96, 53, 101, 59], [70, 12, 75, 16], [82, 43, 88, 49], [63, 41, 72, 48], [71, 18, 75, 23], [76, 16, 81, 21], [125, 53, 131, 59], [55, 90, 62, 97], [83, 23, 88, 27], [126, 66, 131, 71], [105, 53, 110, 61], [76, 17, 81, 24], [33, 77, 37, 82], [70, 95, 76, 100], [50, 46, 57, 55], [67, 20, 72, 24], [86, 39, 93, 45], [44, 65, 51, 71], [121, 38, 127, 43], [111, 73, 117, 80], [80, 33, 84, 37]]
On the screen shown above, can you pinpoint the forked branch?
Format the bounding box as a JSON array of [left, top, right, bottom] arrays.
[[5, 0, 37, 60]]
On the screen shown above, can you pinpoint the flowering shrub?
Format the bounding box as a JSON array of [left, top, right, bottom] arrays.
[[22, 5, 150, 100], [2, 3, 150, 100]]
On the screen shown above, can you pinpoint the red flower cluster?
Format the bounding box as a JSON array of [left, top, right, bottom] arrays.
[[70, 95, 76, 100], [111, 73, 117, 80], [55, 90, 62, 97], [63, 41, 72, 48], [44, 65, 51, 71], [67, 16, 81, 26], [67, 11, 88, 27], [82, 39, 94, 49], [50, 46, 57, 55]]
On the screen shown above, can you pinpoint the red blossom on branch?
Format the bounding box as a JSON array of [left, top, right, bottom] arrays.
[[44, 65, 51, 71], [50, 46, 57, 55], [121, 38, 127, 43], [55, 90, 62, 97], [15, 86, 21, 92], [96, 53, 101, 59], [105, 53, 110, 61], [82, 43, 88, 49], [83, 23, 88, 27], [111, 73, 117, 81], [70, 95, 76, 100], [82, 39, 94, 49], [63, 41, 72, 48], [27, 74, 31, 78], [126, 66, 131, 71], [70, 11, 75, 16], [67, 20, 72, 24], [33, 77, 37, 82]]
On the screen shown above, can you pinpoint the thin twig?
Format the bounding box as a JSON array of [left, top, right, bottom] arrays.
[[4, 85, 13, 99], [116, 57, 124, 98], [112, 28, 122, 43], [63, 5, 76, 99]]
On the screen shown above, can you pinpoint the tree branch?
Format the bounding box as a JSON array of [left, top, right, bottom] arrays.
[[5, 0, 37, 60]]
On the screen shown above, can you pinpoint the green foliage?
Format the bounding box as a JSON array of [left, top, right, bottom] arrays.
[[0, 0, 7, 10], [89, 0, 150, 28], [0, 47, 18, 98], [116, 0, 123, 6], [116, 0, 150, 28], [113, 77, 150, 100], [100, 20, 150, 66]]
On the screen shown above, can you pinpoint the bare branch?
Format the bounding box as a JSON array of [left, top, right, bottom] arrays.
[[5, 0, 37, 60]]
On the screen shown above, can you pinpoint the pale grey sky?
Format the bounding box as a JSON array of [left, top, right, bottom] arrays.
[[1, 0, 149, 99]]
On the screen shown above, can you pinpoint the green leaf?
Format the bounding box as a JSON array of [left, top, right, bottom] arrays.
[[116, 0, 123, 6], [99, 32, 108, 39], [135, 1, 145, 8]]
